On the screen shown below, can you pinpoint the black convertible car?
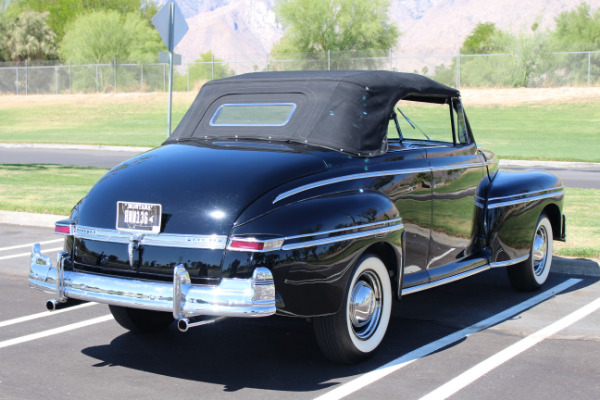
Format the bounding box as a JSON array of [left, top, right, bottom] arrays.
[[30, 71, 565, 363]]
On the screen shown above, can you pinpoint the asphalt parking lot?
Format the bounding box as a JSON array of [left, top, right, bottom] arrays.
[[1, 223, 599, 400]]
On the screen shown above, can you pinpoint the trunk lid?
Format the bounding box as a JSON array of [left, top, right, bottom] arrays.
[[77, 141, 328, 235]]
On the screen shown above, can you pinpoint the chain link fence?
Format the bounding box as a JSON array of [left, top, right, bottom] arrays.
[[1, 49, 598, 95]]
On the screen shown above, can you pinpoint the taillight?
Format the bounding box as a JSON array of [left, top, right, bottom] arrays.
[[228, 238, 284, 252], [54, 220, 75, 235], [230, 240, 265, 251]]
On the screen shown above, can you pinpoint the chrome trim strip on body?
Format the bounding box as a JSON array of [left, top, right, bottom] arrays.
[[283, 217, 403, 242], [74, 226, 228, 250], [282, 223, 403, 251], [228, 218, 404, 252], [489, 254, 529, 268], [29, 245, 276, 318], [273, 162, 485, 204], [487, 188, 564, 209], [488, 187, 563, 202], [402, 253, 531, 296], [402, 265, 491, 296]]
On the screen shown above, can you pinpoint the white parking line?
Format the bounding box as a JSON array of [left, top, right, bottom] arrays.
[[313, 278, 582, 400], [0, 302, 98, 328], [0, 247, 63, 261], [0, 315, 114, 349], [419, 296, 600, 400], [0, 239, 63, 252]]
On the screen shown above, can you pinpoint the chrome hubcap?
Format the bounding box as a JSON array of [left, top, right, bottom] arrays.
[[349, 271, 382, 340], [532, 225, 548, 276]]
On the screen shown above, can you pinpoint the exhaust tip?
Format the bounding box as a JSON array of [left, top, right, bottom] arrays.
[[177, 318, 190, 333], [45, 298, 86, 311], [46, 299, 59, 311]]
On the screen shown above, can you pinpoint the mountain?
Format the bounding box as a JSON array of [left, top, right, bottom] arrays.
[[153, 0, 593, 65]]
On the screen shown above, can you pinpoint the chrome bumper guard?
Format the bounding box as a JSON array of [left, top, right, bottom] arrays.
[[28, 244, 276, 319]]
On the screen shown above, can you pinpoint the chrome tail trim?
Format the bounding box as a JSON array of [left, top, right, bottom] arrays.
[[73, 225, 228, 250], [229, 218, 403, 253]]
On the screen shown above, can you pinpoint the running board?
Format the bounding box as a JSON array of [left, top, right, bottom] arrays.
[[401, 255, 528, 296]]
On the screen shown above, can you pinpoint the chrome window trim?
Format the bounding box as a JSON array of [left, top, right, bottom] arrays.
[[209, 102, 297, 127], [273, 162, 485, 204], [74, 225, 228, 250], [228, 218, 404, 252]]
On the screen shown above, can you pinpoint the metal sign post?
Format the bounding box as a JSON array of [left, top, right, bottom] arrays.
[[152, 1, 188, 138]]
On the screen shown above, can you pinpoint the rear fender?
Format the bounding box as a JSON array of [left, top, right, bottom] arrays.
[[223, 190, 403, 317]]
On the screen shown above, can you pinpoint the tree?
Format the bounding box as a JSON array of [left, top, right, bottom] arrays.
[[434, 22, 554, 88], [188, 50, 234, 81], [173, 50, 235, 90], [460, 22, 507, 54], [550, 2, 600, 84], [272, 0, 399, 63], [60, 10, 163, 63], [552, 2, 600, 51], [11, 0, 156, 42], [4, 10, 58, 61]]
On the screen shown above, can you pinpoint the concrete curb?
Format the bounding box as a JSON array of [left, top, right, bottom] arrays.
[[1, 210, 598, 277], [551, 257, 600, 277], [499, 159, 600, 171], [0, 211, 67, 228]]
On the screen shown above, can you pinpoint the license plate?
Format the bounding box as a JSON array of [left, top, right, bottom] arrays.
[[116, 201, 162, 233]]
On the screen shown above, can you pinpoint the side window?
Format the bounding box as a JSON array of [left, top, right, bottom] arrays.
[[387, 100, 454, 144]]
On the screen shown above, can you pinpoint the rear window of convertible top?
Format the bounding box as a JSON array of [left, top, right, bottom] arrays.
[[209, 103, 297, 127]]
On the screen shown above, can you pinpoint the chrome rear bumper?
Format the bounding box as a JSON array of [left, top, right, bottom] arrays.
[[28, 244, 276, 319]]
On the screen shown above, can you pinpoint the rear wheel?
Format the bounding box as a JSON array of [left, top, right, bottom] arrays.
[[507, 214, 553, 292], [109, 305, 174, 333], [314, 254, 392, 364]]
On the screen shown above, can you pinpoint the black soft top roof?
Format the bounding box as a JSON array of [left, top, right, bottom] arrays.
[[165, 70, 460, 157]]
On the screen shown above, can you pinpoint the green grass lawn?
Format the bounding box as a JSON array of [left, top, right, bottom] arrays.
[[0, 94, 599, 161], [468, 104, 600, 162], [0, 164, 108, 215], [554, 188, 600, 260], [1, 163, 597, 260], [0, 94, 194, 147]]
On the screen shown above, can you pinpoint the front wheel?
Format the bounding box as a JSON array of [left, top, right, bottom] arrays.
[[109, 305, 174, 333], [507, 214, 553, 292], [314, 254, 392, 363]]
